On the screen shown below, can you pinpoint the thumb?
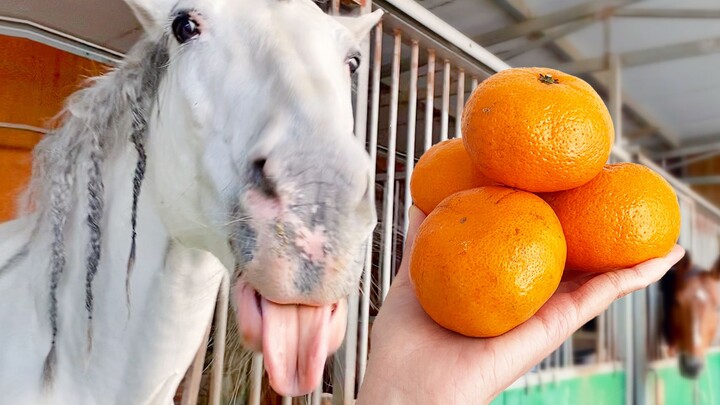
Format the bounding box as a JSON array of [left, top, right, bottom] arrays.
[[394, 205, 427, 282]]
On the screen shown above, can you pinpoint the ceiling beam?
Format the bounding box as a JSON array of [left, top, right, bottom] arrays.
[[0, 16, 122, 65], [486, 0, 681, 147], [651, 141, 720, 159], [681, 176, 720, 186], [473, 0, 635, 46], [614, 8, 720, 19], [557, 36, 720, 75], [663, 150, 720, 170], [496, 17, 595, 60]]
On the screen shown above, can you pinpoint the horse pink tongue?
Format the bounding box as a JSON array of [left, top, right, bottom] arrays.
[[262, 300, 334, 396], [234, 282, 347, 397]]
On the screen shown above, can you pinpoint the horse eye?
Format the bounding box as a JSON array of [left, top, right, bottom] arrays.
[[347, 55, 361, 74], [172, 12, 200, 44]]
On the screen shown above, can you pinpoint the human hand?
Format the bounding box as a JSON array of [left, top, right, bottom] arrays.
[[356, 205, 685, 405]]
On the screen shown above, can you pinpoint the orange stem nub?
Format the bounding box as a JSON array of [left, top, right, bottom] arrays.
[[538, 73, 559, 85]]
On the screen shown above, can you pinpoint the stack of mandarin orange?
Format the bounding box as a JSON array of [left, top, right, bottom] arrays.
[[409, 67, 681, 338]]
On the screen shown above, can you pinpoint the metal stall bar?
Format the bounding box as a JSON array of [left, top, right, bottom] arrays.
[[597, 312, 607, 362], [180, 322, 212, 405], [564, 336, 573, 367], [249, 353, 264, 405], [455, 68, 465, 138], [338, 2, 375, 401], [402, 40, 420, 236], [358, 20, 384, 385], [312, 388, 321, 405], [440, 59, 451, 142], [380, 29, 403, 301], [209, 275, 229, 405], [374, 0, 509, 73], [391, 182, 403, 276], [471, 77, 478, 91], [423, 50, 436, 152]]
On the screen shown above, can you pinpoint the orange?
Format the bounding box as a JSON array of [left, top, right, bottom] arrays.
[[542, 163, 681, 272], [409, 186, 566, 337], [410, 138, 495, 214], [462, 67, 614, 193]]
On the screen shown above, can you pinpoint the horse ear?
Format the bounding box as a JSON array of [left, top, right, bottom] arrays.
[[335, 9, 384, 42], [125, 0, 176, 34]]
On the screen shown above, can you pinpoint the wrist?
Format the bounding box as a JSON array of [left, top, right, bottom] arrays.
[[356, 353, 493, 405], [356, 359, 414, 405]]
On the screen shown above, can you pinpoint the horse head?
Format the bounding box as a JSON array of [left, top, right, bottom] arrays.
[[125, 0, 381, 395], [668, 253, 719, 379]]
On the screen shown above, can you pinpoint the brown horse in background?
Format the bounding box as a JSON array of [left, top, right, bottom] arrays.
[[661, 252, 720, 378]]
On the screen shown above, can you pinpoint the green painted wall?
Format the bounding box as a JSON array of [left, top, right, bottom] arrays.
[[490, 371, 625, 405], [654, 352, 720, 405], [489, 351, 720, 405]]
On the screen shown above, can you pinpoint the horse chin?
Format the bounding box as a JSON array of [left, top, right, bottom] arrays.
[[232, 279, 348, 396]]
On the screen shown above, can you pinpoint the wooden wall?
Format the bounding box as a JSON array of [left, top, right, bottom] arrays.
[[0, 35, 108, 222], [689, 156, 720, 208]]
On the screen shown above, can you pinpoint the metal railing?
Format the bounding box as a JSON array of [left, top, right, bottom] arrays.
[[320, 1, 720, 404]]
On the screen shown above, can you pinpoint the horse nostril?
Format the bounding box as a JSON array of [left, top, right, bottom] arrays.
[[679, 353, 704, 379], [253, 158, 267, 173], [251, 157, 278, 198]]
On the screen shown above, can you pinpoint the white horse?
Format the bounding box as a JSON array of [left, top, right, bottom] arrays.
[[0, 0, 381, 403]]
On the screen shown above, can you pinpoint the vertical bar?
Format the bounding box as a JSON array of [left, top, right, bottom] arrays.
[[633, 288, 650, 405], [353, 5, 372, 145], [565, 336, 574, 367], [282, 396, 292, 405], [341, 289, 359, 404], [471, 77, 478, 90], [380, 29, 402, 301], [339, 3, 373, 400], [440, 59, 451, 142], [455, 68, 465, 138], [403, 40, 419, 236], [180, 321, 212, 405], [358, 21, 383, 384], [249, 353, 264, 405], [647, 283, 658, 361], [312, 386, 322, 405], [623, 294, 634, 405], [689, 200, 697, 254], [331, 0, 340, 15], [423, 50, 436, 152], [390, 180, 401, 277], [597, 312, 607, 362], [609, 54, 622, 147], [609, 301, 616, 362], [209, 275, 229, 405]]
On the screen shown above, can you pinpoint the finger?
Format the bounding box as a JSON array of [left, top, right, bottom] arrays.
[[498, 245, 685, 368], [565, 245, 685, 326], [602, 245, 685, 296], [394, 205, 427, 283]]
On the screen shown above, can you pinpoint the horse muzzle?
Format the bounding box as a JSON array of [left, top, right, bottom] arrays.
[[679, 353, 704, 379]]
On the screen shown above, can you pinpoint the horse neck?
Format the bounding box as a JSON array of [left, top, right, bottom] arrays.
[[0, 140, 226, 404]]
